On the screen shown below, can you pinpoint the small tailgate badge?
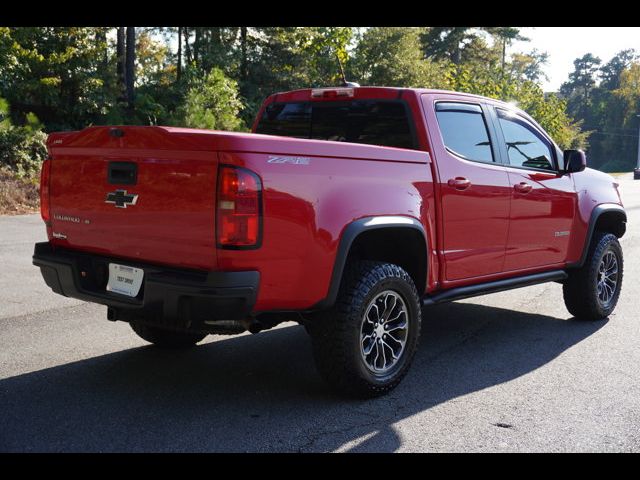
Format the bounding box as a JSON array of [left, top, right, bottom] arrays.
[[105, 190, 139, 208]]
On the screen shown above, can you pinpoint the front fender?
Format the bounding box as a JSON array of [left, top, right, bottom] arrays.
[[567, 203, 626, 268]]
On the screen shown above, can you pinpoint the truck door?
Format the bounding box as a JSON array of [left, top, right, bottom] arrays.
[[422, 95, 511, 283], [489, 106, 576, 271]]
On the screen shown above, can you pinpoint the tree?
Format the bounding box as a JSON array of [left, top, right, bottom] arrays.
[[598, 62, 640, 171], [126, 27, 136, 110], [600, 49, 637, 90], [0, 25, 593, 170], [0, 27, 111, 131], [421, 27, 477, 64], [179, 67, 244, 131], [421, 27, 503, 66], [0, 97, 11, 130], [485, 27, 528, 74], [509, 50, 549, 84], [560, 53, 602, 119], [0, 95, 47, 178], [116, 27, 126, 103], [95, 28, 108, 77], [559, 51, 638, 171], [350, 27, 446, 88], [177, 27, 182, 81], [240, 28, 247, 75]]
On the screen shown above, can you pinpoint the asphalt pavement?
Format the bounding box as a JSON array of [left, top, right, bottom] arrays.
[[1, 174, 638, 452]]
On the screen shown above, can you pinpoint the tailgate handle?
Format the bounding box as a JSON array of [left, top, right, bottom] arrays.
[[108, 162, 137, 185]]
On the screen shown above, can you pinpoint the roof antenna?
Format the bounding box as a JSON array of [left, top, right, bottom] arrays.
[[336, 52, 360, 88]]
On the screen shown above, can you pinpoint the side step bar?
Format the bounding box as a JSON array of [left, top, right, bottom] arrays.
[[423, 270, 568, 306]]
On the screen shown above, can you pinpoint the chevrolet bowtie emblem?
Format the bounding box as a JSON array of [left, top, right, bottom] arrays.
[[105, 189, 139, 208]]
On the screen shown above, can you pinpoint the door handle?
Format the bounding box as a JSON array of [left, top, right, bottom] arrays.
[[514, 182, 533, 194], [447, 177, 471, 190]]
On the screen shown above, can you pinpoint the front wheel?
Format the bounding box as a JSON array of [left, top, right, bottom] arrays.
[[307, 261, 422, 398], [563, 232, 623, 320]]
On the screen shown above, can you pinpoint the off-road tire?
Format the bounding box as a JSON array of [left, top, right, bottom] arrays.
[[308, 261, 422, 398], [130, 321, 207, 348], [563, 232, 623, 320]]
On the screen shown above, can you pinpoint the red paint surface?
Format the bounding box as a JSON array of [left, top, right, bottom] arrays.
[[44, 88, 623, 312]]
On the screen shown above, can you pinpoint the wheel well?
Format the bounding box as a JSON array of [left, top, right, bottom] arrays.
[[345, 228, 427, 294], [594, 210, 626, 238]]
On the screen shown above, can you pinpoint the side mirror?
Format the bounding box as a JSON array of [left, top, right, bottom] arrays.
[[564, 149, 586, 173]]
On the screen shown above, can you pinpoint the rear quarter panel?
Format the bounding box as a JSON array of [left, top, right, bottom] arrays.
[[217, 148, 435, 311]]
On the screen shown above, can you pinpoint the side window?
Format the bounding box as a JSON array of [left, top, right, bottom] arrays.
[[435, 103, 494, 163], [496, 109, 555, 171]]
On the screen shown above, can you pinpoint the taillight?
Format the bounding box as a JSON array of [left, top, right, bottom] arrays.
[[216, 165, 262, 248], [40, 158, 51, 225]]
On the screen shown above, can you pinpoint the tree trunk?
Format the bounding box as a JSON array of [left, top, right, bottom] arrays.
[[125, 27, 136, 110], [453, 39, 461, 65], [96, 28, 108, 73], [116, 27, 127, 103], [240, 27, 248, 82], [184, 27, 192, 64], [177, 26, 182, 81], [194, 28, 201, 66]]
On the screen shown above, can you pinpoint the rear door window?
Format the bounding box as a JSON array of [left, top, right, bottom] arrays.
[[256, 100, 417, 150], [435, 103, 495, 163]]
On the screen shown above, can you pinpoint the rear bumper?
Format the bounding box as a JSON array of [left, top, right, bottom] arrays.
[[33, 242, 259, 331]]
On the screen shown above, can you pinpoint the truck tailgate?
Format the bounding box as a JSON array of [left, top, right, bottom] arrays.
[[47, 127, 219, 271]]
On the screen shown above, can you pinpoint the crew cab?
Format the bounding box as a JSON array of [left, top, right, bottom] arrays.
[[33, 86, 627, 397]]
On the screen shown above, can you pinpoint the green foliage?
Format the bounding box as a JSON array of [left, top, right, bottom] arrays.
[[0, 95, 47, 178], [437, 56, 586, 149], [0, 97, 11, 129], [599, 158, 633, 173], [0, 27, 111, 131], [561, 50, 640, 171], [350, 27, 447, 88], [0, 126, 47, 178], [179, 67, 244, 131], [509, 50, 549, 84], [0, 26, 611, 171]]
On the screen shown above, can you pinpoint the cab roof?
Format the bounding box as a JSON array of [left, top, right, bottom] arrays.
[[267, 86, 515, 109]]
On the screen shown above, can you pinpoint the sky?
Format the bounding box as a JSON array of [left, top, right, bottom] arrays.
[[511, 27, 640, 92]]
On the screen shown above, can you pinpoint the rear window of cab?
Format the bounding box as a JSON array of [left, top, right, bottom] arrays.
[[255, 100, 417, 150]]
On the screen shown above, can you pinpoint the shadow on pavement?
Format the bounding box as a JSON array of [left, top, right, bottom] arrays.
[[0, 301, 606, 452]]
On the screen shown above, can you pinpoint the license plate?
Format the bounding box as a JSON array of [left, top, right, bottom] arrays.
[[106, 263, 144, 297]]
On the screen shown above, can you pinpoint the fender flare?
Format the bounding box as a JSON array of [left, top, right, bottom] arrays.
[[312, 216, 428, 310], [568, 203, 626, 269]]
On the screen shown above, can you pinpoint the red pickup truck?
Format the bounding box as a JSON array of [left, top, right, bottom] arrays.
[[33, 86, 626, 397]]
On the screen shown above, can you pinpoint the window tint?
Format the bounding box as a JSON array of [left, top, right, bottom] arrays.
[[256, 102, 311, 139], [497, 110, 555, 171], [435, 106, 494, 162], [256, 100, 416, 149]]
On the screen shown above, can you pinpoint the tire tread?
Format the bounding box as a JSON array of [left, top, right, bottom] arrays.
[[309, 261, 421, 397], [563, 231, 623, 320]]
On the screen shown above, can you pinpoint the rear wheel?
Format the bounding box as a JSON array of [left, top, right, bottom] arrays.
[[307, 261, 422, 398], [130, 321, 207, 348], [563, 232, 623, 320]]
